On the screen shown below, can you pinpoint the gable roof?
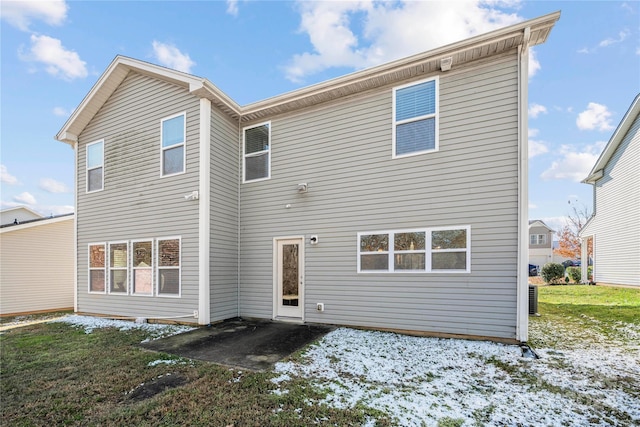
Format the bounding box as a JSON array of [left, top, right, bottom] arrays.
[[529, 220, 554, 232], [56, 11, 560, 145], [583, 93, 640, 184]]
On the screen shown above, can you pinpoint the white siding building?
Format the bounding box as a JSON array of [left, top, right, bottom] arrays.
[[580, 94, 640, 287]]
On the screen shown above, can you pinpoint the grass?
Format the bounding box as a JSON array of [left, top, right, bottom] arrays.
[[1, 285, 638, 426], [0, 322, 380, 426]]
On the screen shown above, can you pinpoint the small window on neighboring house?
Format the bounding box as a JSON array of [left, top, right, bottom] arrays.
[[393, 77, 439, 158], [132, 240, 153, 296], [161, 113, 185, 176], [243, 122, 270, 182], [157, 238, 181, 296], [88, 243, 106, 293], [530, 234, 546, 245], [109, 242, 128, 294], [86, 140, 104, 192]]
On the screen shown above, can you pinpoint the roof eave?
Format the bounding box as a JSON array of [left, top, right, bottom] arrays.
[[582, 93, 640, 184]]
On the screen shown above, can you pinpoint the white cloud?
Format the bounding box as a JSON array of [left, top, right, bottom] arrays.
[[39, 178, 69, 193], [53, 106, 70, 116], [151, 41, 195, 73], [528, 103, 547, 118], [21, 34, 88, 80], [528, 47, 540, 77], [226, 0, 239, 16], [1, 164, 19, 185], [529, 140, 548, 158], [529, 202, 537, 209], [14, 191, 37, 205], [541, 142, 605, 182], [40, 204, 75, 216], [539, 216, 568, 234], [0, 0, 68, 31], [528, 128, 539, 138], [576, 103, 614, 131], [599, 29, 630, 47], [285, 1, 523, 82]]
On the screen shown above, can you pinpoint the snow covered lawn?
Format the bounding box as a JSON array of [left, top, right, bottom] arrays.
[[273, 325, 639, 426]]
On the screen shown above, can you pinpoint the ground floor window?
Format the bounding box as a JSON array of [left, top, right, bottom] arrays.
[[358, 226, 470, 273], [157, 237, 181, 297], [87, 237, 180, 297], [88, 243, 106, 293]]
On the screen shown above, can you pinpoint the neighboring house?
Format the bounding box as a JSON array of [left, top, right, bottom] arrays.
[[0, 212, 75, 316], [528, 220, 554, 268], [55, 12, 560, 342], [580, 94, 640, 287], [0, 206, 43, 225]]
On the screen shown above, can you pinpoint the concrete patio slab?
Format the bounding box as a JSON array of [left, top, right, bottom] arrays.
[[140, 318, 334, 371]]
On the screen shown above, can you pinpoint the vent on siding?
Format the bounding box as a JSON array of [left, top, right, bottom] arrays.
[[528, 285, 538, 315]]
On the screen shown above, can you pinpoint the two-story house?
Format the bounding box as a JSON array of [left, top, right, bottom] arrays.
[[56, 12, 560, 342], [580, 94, 639, 287], [528, 220, 554, 269]]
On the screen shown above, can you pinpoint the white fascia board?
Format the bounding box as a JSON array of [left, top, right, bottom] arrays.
[[0, 214, 74, 234], [583, 93, 640, 184]]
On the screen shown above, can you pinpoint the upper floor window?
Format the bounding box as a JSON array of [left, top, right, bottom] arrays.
[[243, 122, 270, 182], [530, 234, 547, 245], [393, 77, 439, 158], [86, 140, 104, 192], [358, 226, 470, 273], [161, 113, 185, 176]]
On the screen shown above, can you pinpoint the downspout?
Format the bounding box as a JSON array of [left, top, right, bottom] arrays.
[[198, 98, 212, 325], [516, 27, 531, 342], [73, 141, 78, 313], [237, 116, 242, 318]]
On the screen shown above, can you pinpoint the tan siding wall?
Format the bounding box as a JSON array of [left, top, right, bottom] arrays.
[[210, 108, 240, 321], [239, 52, 521, 339], [76, 72, 202, 322], [1, 218, 74, 315], [589, 113, 640, 286]]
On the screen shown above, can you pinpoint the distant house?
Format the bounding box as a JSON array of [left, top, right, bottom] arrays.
[[528, 220, 554, 268], [0, 206, 43, 225], [55, 13, 560, 342], [0, 212, 75, 316], [580, 94, 639, 287]]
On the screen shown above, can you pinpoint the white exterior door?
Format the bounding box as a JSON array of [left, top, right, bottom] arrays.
[[275, 238, 304, 320]]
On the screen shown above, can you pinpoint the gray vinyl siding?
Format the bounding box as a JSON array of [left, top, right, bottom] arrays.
[[209, 107, 240, 321], [589, 113, 640, 286], [76, 72, 201, 322], [239, 52, 521, 339]]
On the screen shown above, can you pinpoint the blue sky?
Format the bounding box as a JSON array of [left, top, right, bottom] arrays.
[[1, 1, 638, 234]]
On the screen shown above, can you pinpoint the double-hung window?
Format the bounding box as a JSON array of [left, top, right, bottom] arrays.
[[530, 234, 546, 245], [86, 140, 104, 192], [132, 240, 153, 296], [358, 226, 470, 273], [243, 122, 270, 182], [157, 237, 181, 296], [161, 113, 185, 176], [393, 77, 438, 158], [88, 243, 106, 293], [109, 242, 128, 294]]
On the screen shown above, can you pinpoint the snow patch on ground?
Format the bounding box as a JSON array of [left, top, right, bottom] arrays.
[[50, 315, 194, 341], [273, 327, 640, 426]]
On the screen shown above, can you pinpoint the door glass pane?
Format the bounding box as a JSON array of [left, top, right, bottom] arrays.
[[282, 244, 298, 306]]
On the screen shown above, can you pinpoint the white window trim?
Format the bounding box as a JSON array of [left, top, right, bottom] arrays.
[[156, 236, 182, 298], [160, 112, 186, 177], [530, 234, 547, 245], [88, 242, 106, 294], [108, 241, 129, 295], [131, 239, 154, 297], [357, 225, 470, 273], [242, 121, 271, 183], [86, 139, 104, 193], [392, 76, 439, 159]]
